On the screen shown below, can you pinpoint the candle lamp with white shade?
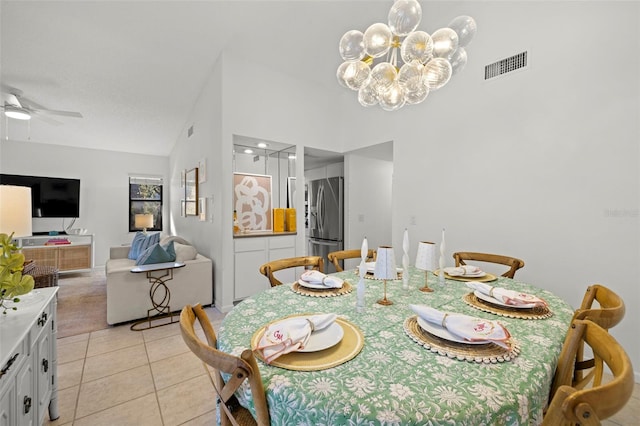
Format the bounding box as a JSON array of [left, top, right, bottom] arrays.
[[374, 246, 397, 306], [0, 185, 33, 239], [134, 213, 154, 234], [415, 241, 436, 292]]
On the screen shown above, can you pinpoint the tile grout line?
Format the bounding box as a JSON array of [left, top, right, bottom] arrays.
[[144, 329, 168, 426]]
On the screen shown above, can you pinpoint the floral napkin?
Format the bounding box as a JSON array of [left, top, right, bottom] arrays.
[[300, 270, 344, 288], [256, 313, 337, 364], [466, 282, 548, 308], [409, 304, 512, 349], [444, 265, 483, 276]]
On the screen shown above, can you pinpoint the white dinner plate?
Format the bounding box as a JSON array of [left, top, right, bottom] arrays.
[[416, 316, 489, 345], [298, 321, 344, 352], [297, 280, 342, 290], [473, 290, 537, 309]]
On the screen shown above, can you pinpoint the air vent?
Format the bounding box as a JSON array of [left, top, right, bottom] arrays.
[[187, 125, 194, 137], [253, 155, 260, 162], [484, 51, 528, 80]]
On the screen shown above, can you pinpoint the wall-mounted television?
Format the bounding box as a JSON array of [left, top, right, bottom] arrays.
[[0, 174, 80, 218]]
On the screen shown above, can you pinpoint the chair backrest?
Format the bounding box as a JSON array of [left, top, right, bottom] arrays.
[[452, 251, 525, 279], [179, 304, 270, 426], [571, 284, 626, 389], [258, 256, 324, 287], [327, 249, 376, 272], [544, 319, 634, 426]]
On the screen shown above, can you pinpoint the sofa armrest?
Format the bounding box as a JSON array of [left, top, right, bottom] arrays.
[[110, 246, 131, 259]]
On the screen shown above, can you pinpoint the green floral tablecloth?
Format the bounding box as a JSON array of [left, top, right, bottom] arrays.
[[218, 267, 574, 425]]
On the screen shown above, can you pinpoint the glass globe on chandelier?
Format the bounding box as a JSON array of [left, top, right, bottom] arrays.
[[336, 0, 476, 111]]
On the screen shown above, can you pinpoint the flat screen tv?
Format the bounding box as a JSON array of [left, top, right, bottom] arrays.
[[0, 174, 80, 218]]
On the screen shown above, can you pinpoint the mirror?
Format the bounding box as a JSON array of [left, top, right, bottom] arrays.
[[233, 134, 296, 210]]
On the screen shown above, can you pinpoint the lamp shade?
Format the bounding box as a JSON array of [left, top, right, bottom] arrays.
[[0, 185, 33, 237], [415, 241, 436, 271], [134, 213, 154, 229], [374, 246, 397, 280]]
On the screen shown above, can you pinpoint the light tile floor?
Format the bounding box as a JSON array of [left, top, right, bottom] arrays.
[[45, 309, 640, 425], [45, 307, 225, 426]]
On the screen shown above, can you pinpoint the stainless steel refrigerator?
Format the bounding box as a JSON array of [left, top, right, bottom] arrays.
[[308, 176, 343, 273]]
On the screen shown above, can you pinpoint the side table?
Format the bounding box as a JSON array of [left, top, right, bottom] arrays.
[[23, 263, 60, 288], [129, 261, 186, 331]]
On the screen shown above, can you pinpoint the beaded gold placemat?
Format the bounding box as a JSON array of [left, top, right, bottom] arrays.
[[291, 281, 353, 297], [463, 292, 553, 320], [403, 316, 520, 363], [251, 316, 364, 371]]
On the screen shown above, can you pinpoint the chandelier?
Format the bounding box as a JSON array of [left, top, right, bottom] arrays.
[[336, 0, 476, 111]]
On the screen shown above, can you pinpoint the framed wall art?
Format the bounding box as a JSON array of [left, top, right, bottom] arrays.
[[185, 167, 199, 216], [287, 176, 296, 209], [233, 172, 272, 231]]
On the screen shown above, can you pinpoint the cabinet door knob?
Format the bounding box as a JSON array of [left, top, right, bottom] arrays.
[[42, 358, 49, 373], [23, 395, 32, 414]]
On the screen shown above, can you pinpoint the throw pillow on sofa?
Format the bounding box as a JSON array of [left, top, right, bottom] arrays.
[[128, 232, 160, 260], [174, 242, 198, 262], [135, 241, 176, 265]]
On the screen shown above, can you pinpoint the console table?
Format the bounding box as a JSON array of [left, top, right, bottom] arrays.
[[130, 262, 185, 331], [0, 287, 59, 425], [15, 234, 94, 274]]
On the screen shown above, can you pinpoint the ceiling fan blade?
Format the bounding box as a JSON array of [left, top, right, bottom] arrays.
[[3, 93, 23, 107], [29, 110, 63, 126], [1, 83, 24, 97], [32, 108, 83, 118], [16, 95, 83, 118]]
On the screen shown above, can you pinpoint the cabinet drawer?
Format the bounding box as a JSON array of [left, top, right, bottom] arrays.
[[234, 238, 267, 252], [28, 302, 53, 349], [269, 235, 295, 250]]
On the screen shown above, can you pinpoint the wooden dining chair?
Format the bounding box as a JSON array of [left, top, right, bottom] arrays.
[[327, 249, 376, 272], [544, 319, 633, 426], [258, 256, 324, 287], [180, 304, 270, 426], [452, 252, 525, 279], [571, 284, 626, 389]]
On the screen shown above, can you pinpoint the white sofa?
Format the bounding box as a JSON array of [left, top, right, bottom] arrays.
[[105, 236, 213, 325]]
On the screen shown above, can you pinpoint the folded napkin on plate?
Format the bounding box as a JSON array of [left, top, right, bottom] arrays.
[[444, 265, 483, 276], [467, 282, 548, 308], [300, 270, 344, 288], [409, 304, 512, 349], [256, 313, 337, 364]]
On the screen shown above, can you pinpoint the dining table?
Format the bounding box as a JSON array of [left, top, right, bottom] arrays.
[[217, 266, 575, 425]]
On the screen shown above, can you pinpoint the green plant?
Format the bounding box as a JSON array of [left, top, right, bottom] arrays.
[[0, 233, 35, 314]]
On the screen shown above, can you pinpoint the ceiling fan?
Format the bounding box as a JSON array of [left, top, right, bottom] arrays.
[[1, 85, 83, 124]]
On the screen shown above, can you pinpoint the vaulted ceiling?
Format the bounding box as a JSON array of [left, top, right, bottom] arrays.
[[1, 1, 410, 156]]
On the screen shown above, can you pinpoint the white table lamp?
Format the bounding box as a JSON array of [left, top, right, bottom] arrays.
[[415, 241, 436, 292], [134, 213, 154, 234], [374, 246, 397, 306], [0, 185, 32, 238]]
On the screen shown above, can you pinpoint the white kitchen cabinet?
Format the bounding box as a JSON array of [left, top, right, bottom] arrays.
[[0, 288, 58, 426], [234, 235, 296, 300]]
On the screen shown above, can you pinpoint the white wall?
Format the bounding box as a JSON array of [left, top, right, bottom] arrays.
[[344, 153, 393, 253], [168, 51, 341, 311], [0, 140, 168, 266], [336, 1, 640, 380]]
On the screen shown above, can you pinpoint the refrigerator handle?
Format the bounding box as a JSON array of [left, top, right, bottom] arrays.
[[317, 184, 324, 236], [309, 239, 340, 247]]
